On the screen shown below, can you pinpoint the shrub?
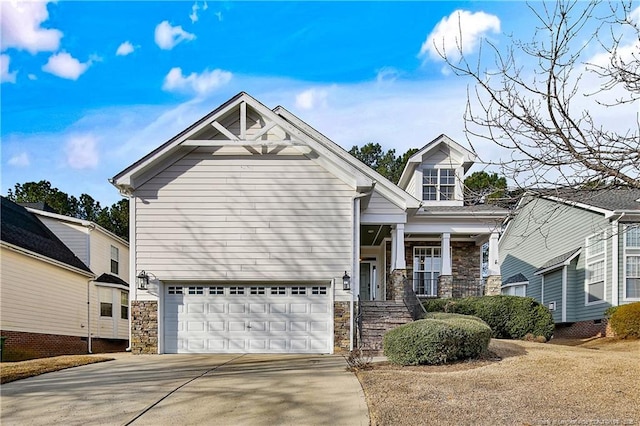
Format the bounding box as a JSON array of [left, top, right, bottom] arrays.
[[609, 302, 640, 339], [422, 298, 453, 313], [382, 314, 491, 366], [604, 305, 619, 318], [421, 295, 554, 341]]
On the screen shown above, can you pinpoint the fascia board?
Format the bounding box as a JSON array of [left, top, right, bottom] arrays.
[[541, 195, 614, 217]]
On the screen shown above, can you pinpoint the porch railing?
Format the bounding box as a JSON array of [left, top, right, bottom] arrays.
[[409, 278, 486, 298], [403, 278, 427, 320]]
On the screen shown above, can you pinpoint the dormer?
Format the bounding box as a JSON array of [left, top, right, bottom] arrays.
[[397, 134, 476, 207]]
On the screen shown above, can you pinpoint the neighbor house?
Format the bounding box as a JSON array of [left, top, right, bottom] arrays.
[[0, 197, 129, 360], [26, 206, 130, 352], [110, 92, 507, 355], [499, 188, 640, 337]]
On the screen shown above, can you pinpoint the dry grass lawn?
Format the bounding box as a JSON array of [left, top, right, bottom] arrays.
[[0, 355, 114, 384], [358, 338, 640, 426]]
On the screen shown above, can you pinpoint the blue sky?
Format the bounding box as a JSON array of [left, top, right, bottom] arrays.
[[1, 1, 637, 205]]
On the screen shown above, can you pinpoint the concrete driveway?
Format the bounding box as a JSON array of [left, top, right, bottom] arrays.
[[1, 354, 369, 426]]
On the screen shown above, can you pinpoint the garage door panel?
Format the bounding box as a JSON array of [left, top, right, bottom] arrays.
[[164, 284, 332, 354]]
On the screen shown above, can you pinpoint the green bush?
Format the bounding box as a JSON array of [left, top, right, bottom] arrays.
[[609, 302, 640, 339], [383, 314, 491, 366], [421, 295, 554, 341], [422, 298, 453, 313], [604, 305, 619, 318]]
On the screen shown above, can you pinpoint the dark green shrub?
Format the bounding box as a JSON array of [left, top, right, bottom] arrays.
[[422, 312, 488, 325], [604, 305, 619, 318], [609, 302, 640, 339], [422, 298, 454, 312], [382, 314, 491, 366], [421, 295, 554, 341]]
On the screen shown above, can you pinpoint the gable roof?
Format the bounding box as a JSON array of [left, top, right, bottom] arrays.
[[397, 134, 477, 189], [95, 273, 129, 286], [502, 273, 528, 287], [111, 92, 420, 211], [1, 197, 93, 275], [534, 247, 582, 276], [27, 207, 129, 247], [543, 187, 640, 214]]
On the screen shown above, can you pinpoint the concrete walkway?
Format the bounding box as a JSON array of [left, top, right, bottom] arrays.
[[1, 354, 369, 426]]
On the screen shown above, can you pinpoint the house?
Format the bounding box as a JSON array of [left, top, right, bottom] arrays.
[[0, 197, 129, 360], [26, 206, 130, 352], [110, 92, 507, 355], [499, 188, 640, 338]]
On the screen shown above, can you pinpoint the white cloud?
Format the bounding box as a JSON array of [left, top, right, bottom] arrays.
[[154, 21, 196, 50], [376, 67, 400, 83], [42, 51, 91, 80], [116, 41, 136, 56], [28, 73, 37, 80], [1, 54, 17, 83], [214, 11, 223, 22], [8, 152, 30, 167], [65, 135, 99, 169], [295, 88, 329, 110], [190, 2, 200, 23], [162, 67, 232, 96], [419, 10, 500, 63], [0, 0, 62, 54]]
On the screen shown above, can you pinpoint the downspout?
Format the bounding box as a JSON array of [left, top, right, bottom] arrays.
[[87, 280, 93, 354], [611, 213, 624, 306], [126, 192, 135, 352], [350, 183, 376, 351]]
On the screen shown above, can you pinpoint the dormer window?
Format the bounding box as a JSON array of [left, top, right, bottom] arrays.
[[423, 169, 455, 201]]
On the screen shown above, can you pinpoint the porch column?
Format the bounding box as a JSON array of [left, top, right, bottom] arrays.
[[487, 232, 500, 276], [485, 232, 501, 296], [390, 227, 397, 270], [394, 224, 406, 269], [441, 232, 452, 275]]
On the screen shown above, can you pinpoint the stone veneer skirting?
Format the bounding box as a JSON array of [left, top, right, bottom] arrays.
[[131, 301, 158, 354], [334, 301, 351, 353]]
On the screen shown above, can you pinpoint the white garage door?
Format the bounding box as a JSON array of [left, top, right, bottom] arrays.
[[163, 284, 332, 354]]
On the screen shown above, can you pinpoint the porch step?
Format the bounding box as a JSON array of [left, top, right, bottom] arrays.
[[358, 301, 413, 354]]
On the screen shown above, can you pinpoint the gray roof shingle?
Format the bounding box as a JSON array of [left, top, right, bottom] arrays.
[[535, 247, 582, 274], [502, 273, 528, 286], [1, 197, 92, 274], [544, 187, 640, 212]]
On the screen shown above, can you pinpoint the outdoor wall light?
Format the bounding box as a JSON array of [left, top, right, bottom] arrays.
[[137, 270, 150, 290], [342, 271, 351, 291]]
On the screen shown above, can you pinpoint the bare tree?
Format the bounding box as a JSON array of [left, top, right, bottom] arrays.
[[439, 0, 639, 190]]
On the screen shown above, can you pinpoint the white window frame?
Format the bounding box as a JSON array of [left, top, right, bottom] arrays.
[[623, 224, 640, 301], [413, 246, 441, 296], [120, 291, 129, 320], [99, 287, 113, 317], [422, 168, 456, 202], [110, 245, 119, 275], [501, 282, 528, 297], [585, 231, 607, 306]]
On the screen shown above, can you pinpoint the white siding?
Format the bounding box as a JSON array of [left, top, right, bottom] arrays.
[[363, 190, 404, 216], [38, 217, 89, 264], [0, 248, 88, 337], [90, 231, 129, 282], [91, 284, 129, 339], [135, 148, 354, 281]]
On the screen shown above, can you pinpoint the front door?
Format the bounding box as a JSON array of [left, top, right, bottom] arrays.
[[359, 261, 377, 301]]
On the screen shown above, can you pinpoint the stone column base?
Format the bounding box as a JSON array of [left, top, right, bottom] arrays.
[[389, 269, 407, 302], [484, 275, 502, 296], [333, 301, 350, 353], [131, 301, 158, 354], [438, 275, 453, 298]]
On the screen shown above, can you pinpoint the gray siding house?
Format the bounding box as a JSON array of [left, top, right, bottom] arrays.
[[111, 92, 507, 355], [499, 189, 640, 337]]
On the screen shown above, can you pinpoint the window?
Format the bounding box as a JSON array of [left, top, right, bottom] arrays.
[[209, 287, 224, 295], [168, 286, 183, 295], [271, 287, 286, 295], [502, 284, 526, 297], [422, 169, 456, 201], [626, 256, 640, 299], [413, 246, 441, 296], [585, 231, 606, 305], [120, 291, 128, 320], [110, 246, 119, 275], [291, 287, 307, 295], [188, 286, 204, 295], [230, 287, 245, 295], [625, 225, 640, 300], [312, 286, 328, 295], [250, 287, 266, 295], [99, 288, 113, 317]]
